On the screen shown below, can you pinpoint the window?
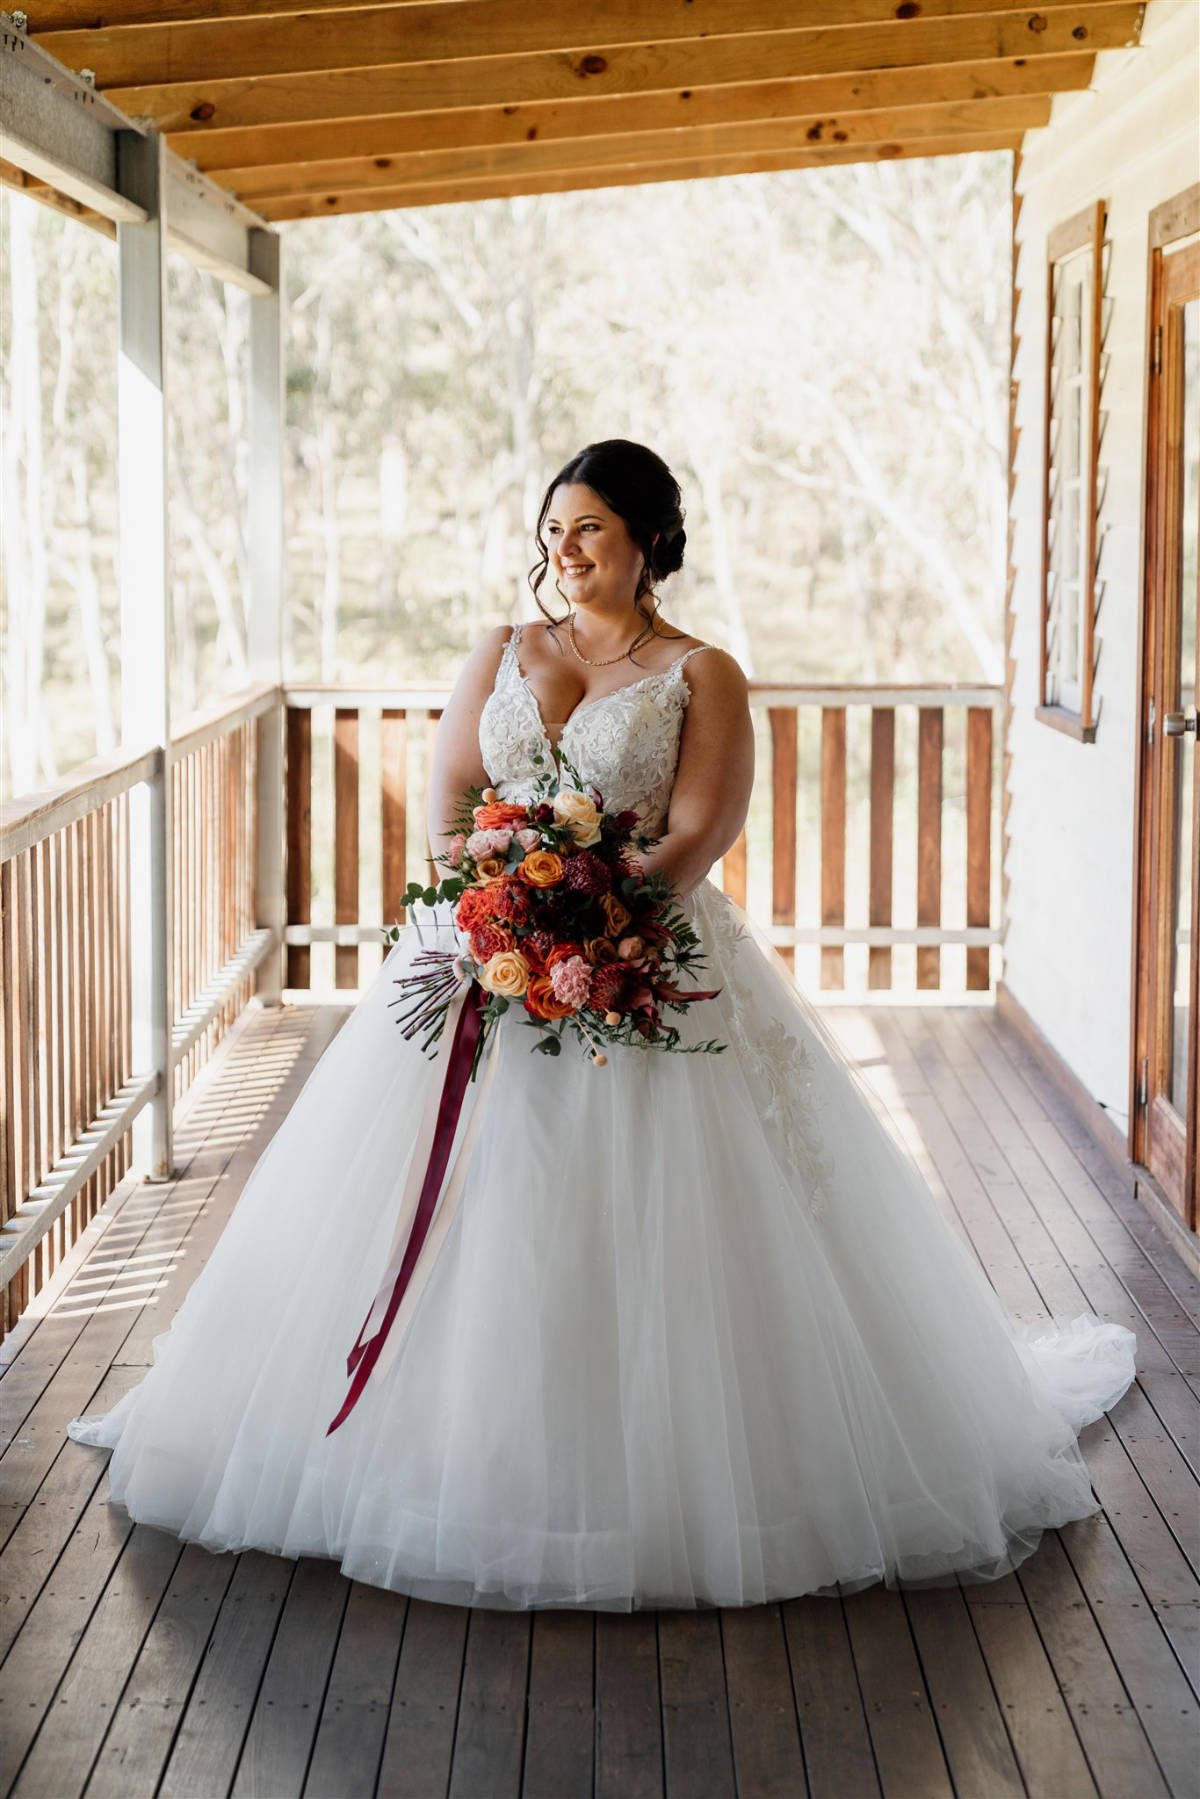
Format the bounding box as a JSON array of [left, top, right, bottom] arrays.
[[1038, 199, 1107, 741]]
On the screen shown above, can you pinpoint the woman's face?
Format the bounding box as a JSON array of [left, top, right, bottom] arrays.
[[545, 482, 652, 609]]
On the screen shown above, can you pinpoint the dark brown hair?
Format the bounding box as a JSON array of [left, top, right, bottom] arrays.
[[526, 439, 688, 658]]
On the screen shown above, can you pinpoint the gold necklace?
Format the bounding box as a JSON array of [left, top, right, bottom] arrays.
[[566, 614, 644, 667]]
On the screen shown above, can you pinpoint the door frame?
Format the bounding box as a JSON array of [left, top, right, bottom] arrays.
[[1129, 181, 1200, 1231]]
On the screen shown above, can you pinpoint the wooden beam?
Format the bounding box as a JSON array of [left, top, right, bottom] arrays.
[[216, 95, 1050, 203], [32, 0, 1137, 87], [98, 8, 1142, 140], [171, 53, 1096, 176], [253, 129, 1025, 222], [0, 161, 118, 237]]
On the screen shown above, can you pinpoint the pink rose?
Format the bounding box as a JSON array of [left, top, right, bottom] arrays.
[[515, 827, 540, 851], [465, 827, 512, 859], [446, 833, 466, 866], [617, 935, 645, 961]]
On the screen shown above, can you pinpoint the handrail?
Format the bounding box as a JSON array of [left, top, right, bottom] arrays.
[[171, 681, 280, 761], [0, 745, 160, 863], [0, 682, 281, 864], [284, 680, 1004, 710]]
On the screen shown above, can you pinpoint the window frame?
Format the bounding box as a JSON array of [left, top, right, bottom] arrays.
[[1037, 198, 1107, 742]]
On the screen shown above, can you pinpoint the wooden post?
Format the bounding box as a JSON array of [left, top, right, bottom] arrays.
[[116, 128, 173, 1179], [248, 226, 285, 1003]]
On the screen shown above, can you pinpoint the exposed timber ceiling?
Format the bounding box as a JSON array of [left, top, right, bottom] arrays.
[[2, 1, 1149, 227]]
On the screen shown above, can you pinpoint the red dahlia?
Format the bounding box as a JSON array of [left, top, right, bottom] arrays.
[[491, 878, 533, 925], [454, 886, 495, 933]]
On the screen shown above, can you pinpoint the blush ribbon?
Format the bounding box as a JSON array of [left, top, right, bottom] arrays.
[[326, 978, 492, 1435]]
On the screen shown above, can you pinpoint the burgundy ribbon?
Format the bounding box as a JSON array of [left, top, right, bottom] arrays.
[[326, 983, 487, 1435]]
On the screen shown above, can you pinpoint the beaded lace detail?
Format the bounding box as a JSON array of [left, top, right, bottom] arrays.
[[478, 623, 711, 835], [693, 888, 837, 1221]]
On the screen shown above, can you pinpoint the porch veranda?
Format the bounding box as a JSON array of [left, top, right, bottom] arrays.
[[0, 995, 1196, 1799]]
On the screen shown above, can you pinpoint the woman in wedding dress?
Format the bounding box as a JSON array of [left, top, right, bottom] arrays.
[[68, 438, 1137, 1612]]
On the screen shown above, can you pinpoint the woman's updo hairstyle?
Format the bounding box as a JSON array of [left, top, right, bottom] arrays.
[[527, 439, 688, 657]]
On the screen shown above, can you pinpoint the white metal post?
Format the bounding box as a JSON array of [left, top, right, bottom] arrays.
[[248, 225, 285, 1005], [116, 127, 173, 1179]]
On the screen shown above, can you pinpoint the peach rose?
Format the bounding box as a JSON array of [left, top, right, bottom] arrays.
[[617, 935, 645, 961], [473, 855, 506, 882], [600, 893, 632, 938], [478, 949, 531, 998], [524, 974, 577, 1020], [518, 850, 565, 888], [552, 788, 602, 846]]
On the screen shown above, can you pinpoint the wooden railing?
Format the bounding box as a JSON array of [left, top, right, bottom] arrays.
[[282, 681, 1003, 997], [0, 687, 279, 1335]]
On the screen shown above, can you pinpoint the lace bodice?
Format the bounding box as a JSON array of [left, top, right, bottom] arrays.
[[478, 623, 712, 834]]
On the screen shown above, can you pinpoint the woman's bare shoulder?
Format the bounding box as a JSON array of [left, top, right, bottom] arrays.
[[682, 643, 749, 697]]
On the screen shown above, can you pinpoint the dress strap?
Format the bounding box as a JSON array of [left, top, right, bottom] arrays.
[[672, 642, 716, 678], [500, 620, 525, 676]]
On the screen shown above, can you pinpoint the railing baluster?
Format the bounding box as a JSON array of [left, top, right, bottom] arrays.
[[820, 707, 846, 989], [917, 706, 944, 990], [334, 708, 360, 989], [424, 710, 442, 887], [769, 708, 797, 972], [1, 860, 17, 1331], [966, 706, 993, 991], [869, 707, 895, 991], [381, 708, 408, 950], [96, 805, 111, 1214], [286, 706, 312, 990], [722, 830, 747, 911]]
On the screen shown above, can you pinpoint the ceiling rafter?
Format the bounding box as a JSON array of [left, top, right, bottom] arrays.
[[255, 128, 1027, 222], [7, 1, 1150, 225], [223, 95, 1052, 204], [79, 8, 1141, 136], [33, 0, 1135, 87], [173, 54, 1096, 177]]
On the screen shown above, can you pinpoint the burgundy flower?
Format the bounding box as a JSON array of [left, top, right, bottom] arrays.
[[591, 963, 632, 1012], [563, 851, 611, 896]]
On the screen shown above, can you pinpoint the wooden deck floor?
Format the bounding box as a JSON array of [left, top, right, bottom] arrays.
[[0, 998, 1197, 1799]]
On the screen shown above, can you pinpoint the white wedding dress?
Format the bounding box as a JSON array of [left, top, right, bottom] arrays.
[[67, 623, 1137, 1611]]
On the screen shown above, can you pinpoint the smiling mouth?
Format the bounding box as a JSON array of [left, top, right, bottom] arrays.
[[563, 566, 593, 576]]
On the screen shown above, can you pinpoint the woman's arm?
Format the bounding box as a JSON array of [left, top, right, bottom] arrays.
[[634, 648, 755, 898], [424, 624, 511, 875]]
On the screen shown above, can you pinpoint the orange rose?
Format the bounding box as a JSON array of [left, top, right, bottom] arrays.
[[524, 974, 577, 1020], [518, 850, 565, 888], [545, 942, 585, 969], [584, 936, 618, 966], [600, 893, 632, 938], [473, 802, 528, 830]]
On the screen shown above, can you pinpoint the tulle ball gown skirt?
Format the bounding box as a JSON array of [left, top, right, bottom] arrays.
[[67, 880, 1137, 1612]]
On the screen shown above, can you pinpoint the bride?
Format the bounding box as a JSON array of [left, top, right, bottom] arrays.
[[68, 437, 1137, 1611]]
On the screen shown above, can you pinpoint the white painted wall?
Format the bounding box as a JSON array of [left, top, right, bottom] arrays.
[[1004, 0, 1198, 1130]]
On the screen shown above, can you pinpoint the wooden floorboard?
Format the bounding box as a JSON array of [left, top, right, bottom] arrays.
[[0, 999, 1196, 1799]]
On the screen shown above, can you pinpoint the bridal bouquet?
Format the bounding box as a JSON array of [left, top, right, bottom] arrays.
[[386, 756, 726, 1074]]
